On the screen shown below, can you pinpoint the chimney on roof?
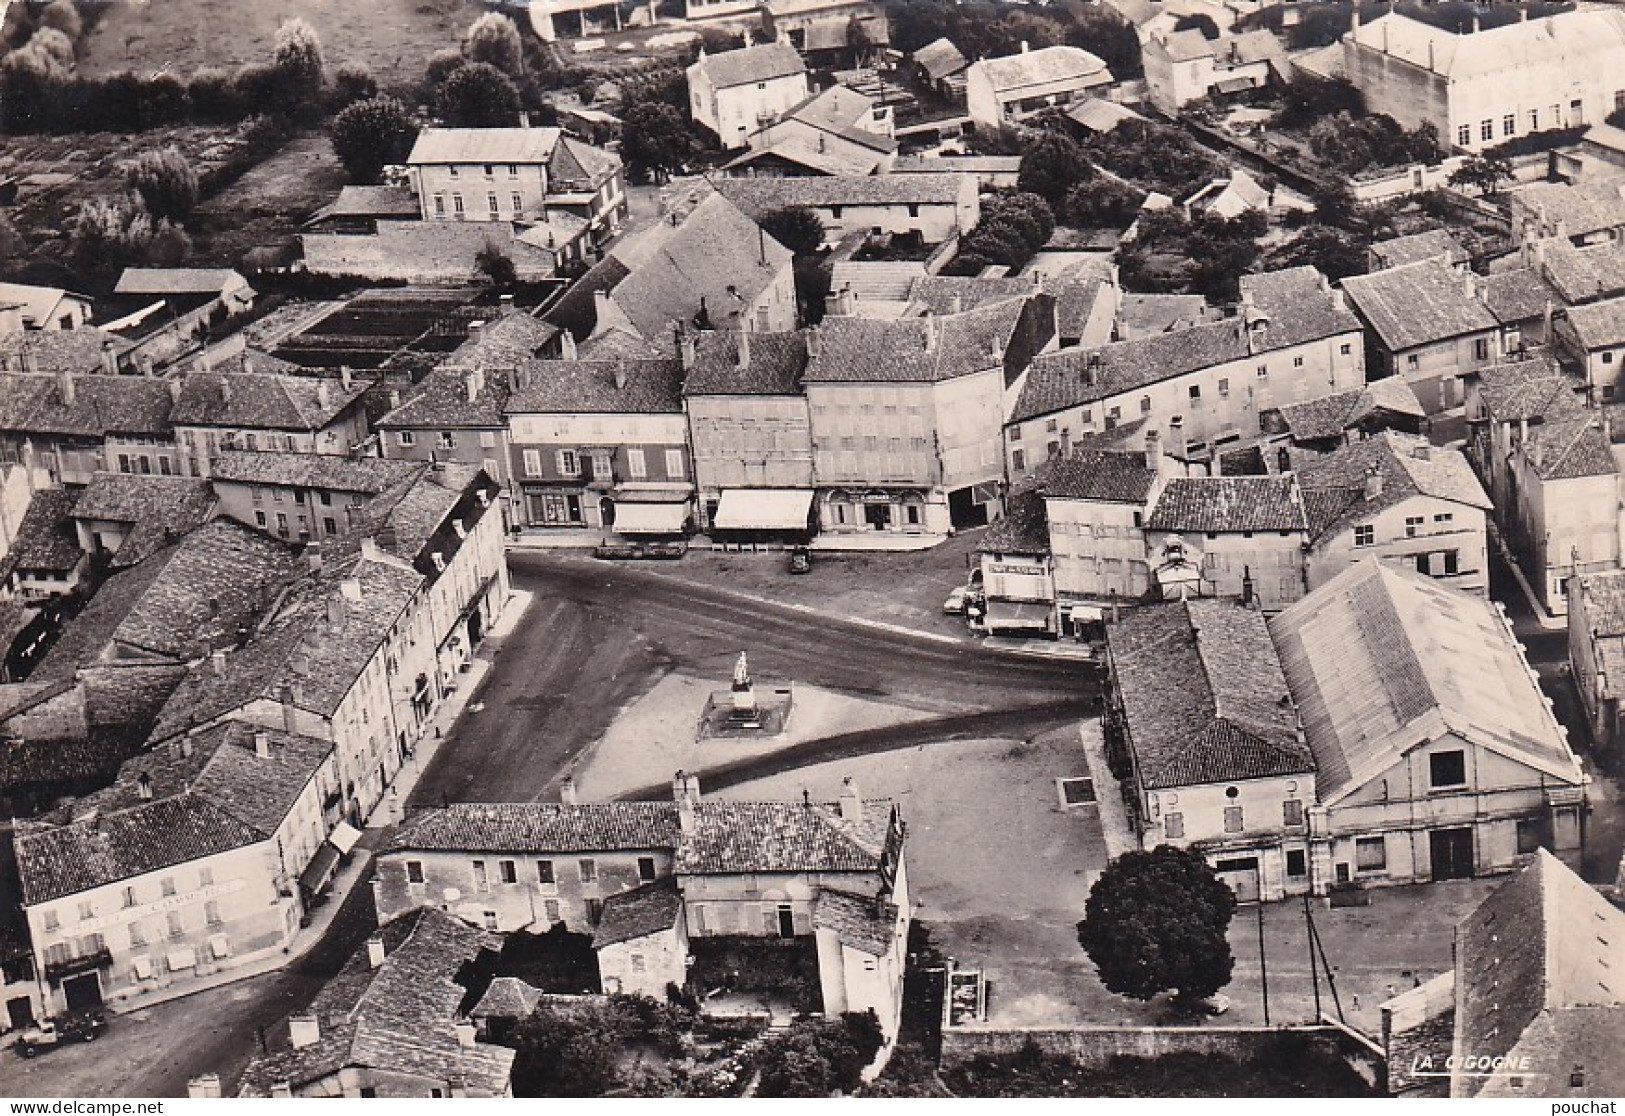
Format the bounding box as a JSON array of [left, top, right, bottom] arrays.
[[454, 1020, 476, 1048], [307, 541, 323, 574], [519, 111, 530, 129], [101, 339, 118, 377], [613, 365, 628, 391], [560, 328, 578, 361], [921, 310, 937, 352], [1020, 39, 1030, 52], [1145, 428, 1161, 472], [736, 328, 751, 370], [340, 365, 353, 390], [288, 1015, 320, 1049], [316, 380, 331, 410], [838, 776, 862, 825], [210, 647, 228, 676], [253, 730, 270, 759], [327, 594, 346, 626], [1410, 443, 1430, 461], [677, 325, 696, 371], [560, 775, 579, 805], [1533, 437, 1545, 469], [57, 371, 75, 407], [168, 377, 182, 403], [1427, 38, 1434, 71], [465, 368, 484, 403], [468, 320, 486, 347], [135, 770, 153, 800], [242, 357, 254, 376], [806, 325, 821, 359], [1364, 465, 1384, 500], [674, 769, 698, 834], [500, 293, 515, 312], [221, 378, 232, 405], [366, 934, 386, 969], [341, 577, 362, 602], [950, 294, 962, 315], [593, 288, 617, 327], [1085, 351, 1102, 386], [388, 389, 401, 411]]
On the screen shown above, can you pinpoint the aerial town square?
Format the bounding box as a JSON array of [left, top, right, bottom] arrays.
[[0, 0, 1623, 1102]]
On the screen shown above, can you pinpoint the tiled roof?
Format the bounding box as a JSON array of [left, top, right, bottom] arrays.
[[1065, 97, 1146, 133], [504, 357, 684, 413], [0, 329, 130, 377], [470, 976, 544, 1020], [301, 222, 557, 283], [1513, 179, 1625, 240], [693, 41, 806, 89], [149, 551, 423, 739], [209, 451, 425, 493], [390, 802, 681, 854], [1039, 449, 1157, 503], [16, 794, 266, 904], [913, 37, 968, 81], [804, 297, 1031, 383], [0, 489, 82, 578], [1341, 258, 1500, 351], [1481, 267, 1558, 326], [727, 133, 890, 177], [717, 172, 969, 215], [549, 135, 622, 188], [1534, 238, 1625, 304], [813, 887, 898, 956], [1453, 850, 1625, 1097], [1106, 599, 1311, 790], [446, 310, 559, 370], [593, 876, 683, 948], [1525, 413, 1618, 480], [171, 371, 368, 432], [892, 155, 1022, 175], [0, 283, 88, 329], [971, 44, 1111, 94], [683, 331, 809, 396], [1276, 379, 1426, 442], [240, 908, 512, 1097], [1563, 295, 1625, 350], [1014, 267, 1358, 422], [602, 193, 794, 341], [378, 366, 511, 430], [1113, 292, 1218, 340], [1268, 561, 1583, 802], [1576, 569, 1625, 636], [978, 486, 1049, 555], [307, 185, 420, 223], [73, 473, 217, 569], [1475, 353, 1579, 422], [1146, 475, 1305, 533], [0, 372, 172, 437], [1295, 432, 1489, 540], [1349, 9, 1625, 81], [906, 275, 1040, 316], [1369, 229, 1468, 271], [408, 126, 562, 165], [676, 798, 894, 875], [774, 85, 897, 154]]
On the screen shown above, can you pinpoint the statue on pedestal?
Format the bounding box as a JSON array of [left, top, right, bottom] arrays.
[[731, 651, 756, 713]]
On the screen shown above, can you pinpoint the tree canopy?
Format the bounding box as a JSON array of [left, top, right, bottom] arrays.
[[330, 95, 417, 183], [1017, 131, 1092, 208], [465, 12, 526, 78], [1077, 845, 1237, 1004], [755, 1012, 885, 1098], [437, 62, 522, 127], [122, 146, 198, 223], [620, 101, 694, 183]]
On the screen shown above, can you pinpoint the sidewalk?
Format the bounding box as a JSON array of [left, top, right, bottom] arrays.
[[1488, 522, 1566, 632], [1078, 720, 1136, 861], [507, 530, 950, 553]]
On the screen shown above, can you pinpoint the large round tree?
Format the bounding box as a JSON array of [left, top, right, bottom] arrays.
[[1077, 844, 1237, 1005]]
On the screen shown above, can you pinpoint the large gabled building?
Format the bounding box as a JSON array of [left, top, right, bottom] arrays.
[[687, 41, 811, 150]]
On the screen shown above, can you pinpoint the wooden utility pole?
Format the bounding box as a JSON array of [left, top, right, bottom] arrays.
[[1303, 894, 1321, 1020], [1257, 901, 1270, 1026]]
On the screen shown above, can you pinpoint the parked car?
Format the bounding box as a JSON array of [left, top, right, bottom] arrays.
[[17, 1012, 106, 1057], [787, 546, 812, 574], [944, 584, 972, 614]]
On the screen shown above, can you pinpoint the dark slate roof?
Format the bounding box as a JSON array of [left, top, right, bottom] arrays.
[[1014, 267, 1358, 422], [1039, 450, 1157, 503], [694, 41, 807, 88], [1106, 598, 1312, 790], [1369, 229, 1468, 270], [813, 887, 898, 956], [0, 489, 82, 579], [16, 794, 267, 904], [377, 366, 511, 430], [978, 486, 1049, 556], [0, 372, 173, 437], [504, 358, 684, 414], [593, 876, 683, 948], [683, 331, 809, 396], [1576, 569, 1625, 636], [542, 254, 632, 342], [390, 802, 681, 853], [209, 451, 425, 493], [906, 275, 1041, 316], [308, 185, 420, 223], [72, 473, 217, 569], [170, 371, 368, 432], [913, 36, 969, 81], [469, 977, 544, 1021], [1145, 476, 1305, 533], [1341, 258, 1501, 351], [804, 297, 1031, 383]]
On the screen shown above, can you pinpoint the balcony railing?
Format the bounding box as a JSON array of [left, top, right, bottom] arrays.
[[45, 946, 113, 983]]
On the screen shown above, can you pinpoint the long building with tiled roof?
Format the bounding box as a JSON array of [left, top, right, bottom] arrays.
[[374, 772, 910, 1038]]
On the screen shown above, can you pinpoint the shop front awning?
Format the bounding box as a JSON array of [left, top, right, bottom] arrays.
[[329, 820, 363, 855], [1069, 605, 1104, 623], [712, 489, 815, 532], [612, 500, 689, 535], [299, 843, 340, 896], [985, 600, 1052, 632]]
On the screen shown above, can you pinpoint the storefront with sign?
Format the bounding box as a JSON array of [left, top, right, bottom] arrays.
[[709, 488, 817, 544], [820, 488, 933, 536]]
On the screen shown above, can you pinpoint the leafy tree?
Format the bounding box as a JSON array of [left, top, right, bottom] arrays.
[[760, 205, 824, 256], [37, 0, 82, 43], [1279, 74, 1365, 129], [1017, 131, 1092, 208], [1267, 223, 1369, 281], [621, 101, 693, 183], [476, 241, 518, 286], [137, 72, 190, 129], [270, 17, 325, 118], [328, 63, 377, 112], [187, 67, 241, 124], [508, 995, 691, 1098], [952, 191, 1054, 274], [1449, 153, 1514, 197], [465, 12, 526, 78], [754, 1012, 885, 1098], [70, 198, 191, 274], [0, 41, 67, 132], [1172, 12, 1221, 38], [0, 212, 22, 259], [329, 94, 416, 183], [24, 25, 74, 69], [122, 147, 198, 222], [232, 61, 280, 114], [425, 47, 467, 87], [1063, 177, 1144, 228], [437, 61, 521, 127], [1077, 845, 1237, 1005], [846, 15, 877, 67]]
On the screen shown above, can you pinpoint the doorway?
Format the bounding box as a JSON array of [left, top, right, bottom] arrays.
[[1430, 827, 1475, 880], [7, 996, 33, 1029], [61, 972, 102, 1012], [776, 904, 795, 939], [864, 503, 891, 530], [1215, 857, 1260, 903]]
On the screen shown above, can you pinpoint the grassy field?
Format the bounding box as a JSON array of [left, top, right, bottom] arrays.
[[192, 131, 348, 266], [77, 0, 486, 90]]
